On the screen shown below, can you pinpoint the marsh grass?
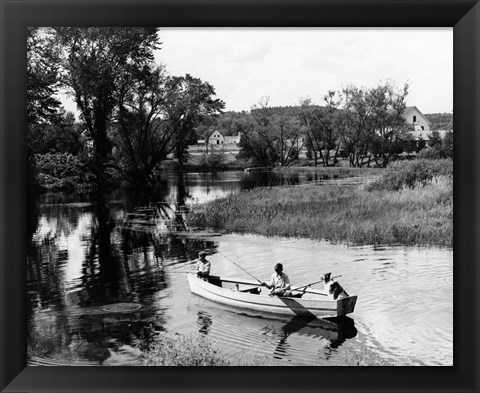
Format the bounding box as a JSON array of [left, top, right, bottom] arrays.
[[137, 333, 231, 366], [136, 332, 283, 366], [366, 159, 452, 191], [343, 347, 396, 366], [137, 332, 393, 366], [186, 172, 452, 247], [29, 329, 392, 366]]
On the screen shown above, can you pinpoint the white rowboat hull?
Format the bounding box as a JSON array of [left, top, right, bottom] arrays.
[[187, 274, 357, 319]]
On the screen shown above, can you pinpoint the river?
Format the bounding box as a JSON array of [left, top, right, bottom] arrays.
[[27, 171, 453, 366]]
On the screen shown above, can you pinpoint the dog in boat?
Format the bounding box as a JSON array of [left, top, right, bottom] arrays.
[[322, 273, 348, 300]]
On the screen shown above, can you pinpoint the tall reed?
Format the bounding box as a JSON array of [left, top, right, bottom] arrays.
[[186, 174, 452, 247]]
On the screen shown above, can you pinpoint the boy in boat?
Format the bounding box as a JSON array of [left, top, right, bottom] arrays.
[[261, 263, 294, 296], [195, 251, 211, 281]]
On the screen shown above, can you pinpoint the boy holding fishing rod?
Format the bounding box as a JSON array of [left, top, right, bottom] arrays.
[[261, 263, 295, 297], [195, 251, 211, 281]]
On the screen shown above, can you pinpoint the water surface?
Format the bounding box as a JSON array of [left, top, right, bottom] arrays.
[[27, 171, 452, 366]]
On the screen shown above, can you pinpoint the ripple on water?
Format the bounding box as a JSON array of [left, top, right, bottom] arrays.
[[28, 220, 452, 366], [188, 234, 453, 366], [178, 292, 360, 366]]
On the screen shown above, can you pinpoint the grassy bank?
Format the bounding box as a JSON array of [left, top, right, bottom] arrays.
[[29, 329, 394, 366], [186, 160, 453, 247], [137, 333, 286, 366], [137, 333, 231, 366], [137, 332, 394, 366]]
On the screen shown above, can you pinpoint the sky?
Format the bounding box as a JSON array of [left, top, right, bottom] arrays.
[[154, 27, 453, 114], [60, 27, 453, 115]]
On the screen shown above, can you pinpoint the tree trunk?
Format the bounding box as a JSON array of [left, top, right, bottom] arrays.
[[382, 153, 390, 168], [332, 145, 340, 166], [176, 143, 184, 169], [319, 149, 326, 167], [93, 106, 108, 199]]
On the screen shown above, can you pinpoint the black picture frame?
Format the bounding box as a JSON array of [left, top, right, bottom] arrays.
[[1, 0, 478, 392]]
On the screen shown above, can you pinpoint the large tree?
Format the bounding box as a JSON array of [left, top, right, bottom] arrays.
[[339, 82, 409, 167], [338, 85, 373, 167], [299, 92, 342, 167], [115, 65, 173, 186], [27, 28, 63, 185], [367, 82, 409, 167], [163, 74, 225, 168], [53, 27, 160, 191], [27, 28, 62, 125], [237, 127, 276, 167], [248, 98, 304, 167], [115, 70, 224, 184]]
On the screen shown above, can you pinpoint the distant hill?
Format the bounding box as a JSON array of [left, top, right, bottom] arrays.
[[424, 113, 453, 131], [250, 105, 317, 117]]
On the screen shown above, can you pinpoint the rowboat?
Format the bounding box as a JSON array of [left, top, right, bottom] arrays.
[[187, 274, 357, 319]]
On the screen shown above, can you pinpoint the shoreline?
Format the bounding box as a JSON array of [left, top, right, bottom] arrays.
[[185, 172, 452, 248]]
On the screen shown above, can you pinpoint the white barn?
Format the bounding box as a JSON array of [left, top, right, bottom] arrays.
[[402, 106, 431, 131], [402, 106, 452, 145], [208, 130, 240, 145]]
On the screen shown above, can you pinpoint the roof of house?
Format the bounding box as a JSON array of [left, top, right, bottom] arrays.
[[403, 106, 432, 125], [210, 130, 223, 137]]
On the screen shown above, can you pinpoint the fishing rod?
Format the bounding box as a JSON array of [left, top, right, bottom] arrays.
[[291, 275, 342, 292], [217, 251, 263, 284]]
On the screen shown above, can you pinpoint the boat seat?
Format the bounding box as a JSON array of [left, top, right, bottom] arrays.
[[208, 276, 223, 287], [237, 285, 261, 294]]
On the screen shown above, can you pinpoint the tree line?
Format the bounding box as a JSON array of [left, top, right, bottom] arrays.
[[27, 27, 224, 191], [28, 27, 452, 192], [197, 85, 452, 169], [424, 113, 453, 131]]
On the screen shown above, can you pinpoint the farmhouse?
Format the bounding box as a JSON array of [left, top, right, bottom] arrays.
[[207, 130, 241, 146], [402, 106, 431, 131], [402, 106, 451, 144]]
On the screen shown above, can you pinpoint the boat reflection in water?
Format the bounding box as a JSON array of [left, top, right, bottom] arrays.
[[189, 294, 357, 364]]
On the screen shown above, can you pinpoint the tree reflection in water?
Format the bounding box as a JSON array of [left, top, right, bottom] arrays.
[[26, 176, 213, 363]]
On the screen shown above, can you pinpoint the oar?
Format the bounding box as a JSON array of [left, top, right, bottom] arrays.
[[217, 251, 263, 284], [291, 275, 342, 292]]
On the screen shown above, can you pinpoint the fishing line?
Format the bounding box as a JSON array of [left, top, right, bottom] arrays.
[[217, 250, 263, 284]]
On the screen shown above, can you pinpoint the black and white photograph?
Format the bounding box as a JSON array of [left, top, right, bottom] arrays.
[[25, 26, 454, 367]]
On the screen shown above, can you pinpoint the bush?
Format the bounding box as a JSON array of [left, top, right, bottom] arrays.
[[35, 152, 95, 191], [138, 333, 231, 366], [417, 147, 444, 160], [343, 347, 396, 366], [366, 159, 453, 191], [199, 151, 227, 171]]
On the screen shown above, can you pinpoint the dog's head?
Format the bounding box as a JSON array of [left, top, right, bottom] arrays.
[[321, 272, 332, 283]]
